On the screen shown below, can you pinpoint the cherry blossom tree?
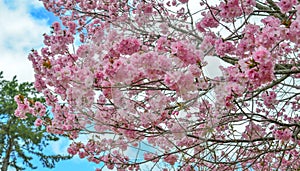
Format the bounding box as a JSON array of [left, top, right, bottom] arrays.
[[15, 0, 300, 170]]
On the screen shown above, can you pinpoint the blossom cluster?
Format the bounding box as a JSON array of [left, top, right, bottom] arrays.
[[14, 0, 300, 170]]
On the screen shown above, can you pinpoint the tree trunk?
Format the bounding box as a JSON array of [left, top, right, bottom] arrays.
[[1, 138, 13, 171]]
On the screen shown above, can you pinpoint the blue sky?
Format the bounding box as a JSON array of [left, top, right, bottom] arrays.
[[25, 137, 101, 171], [0, 0, 100, 170]]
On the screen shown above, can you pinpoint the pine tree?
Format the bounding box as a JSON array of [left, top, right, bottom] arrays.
[[0, 71, 71, 171]]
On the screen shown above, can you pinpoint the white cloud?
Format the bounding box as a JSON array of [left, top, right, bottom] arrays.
[[0, 0, 50, 82], [30, 0, 45, 8], [203, 56, 223, 78], [50, 138, 70, 155]]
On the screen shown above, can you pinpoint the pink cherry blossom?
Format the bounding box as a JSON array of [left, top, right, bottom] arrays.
[[15, 0, 300, 170], [118, 38, 141, 55], [178, 0, 189, 3], [278, 0, 297, 13], [34, 118, 43, 126]]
